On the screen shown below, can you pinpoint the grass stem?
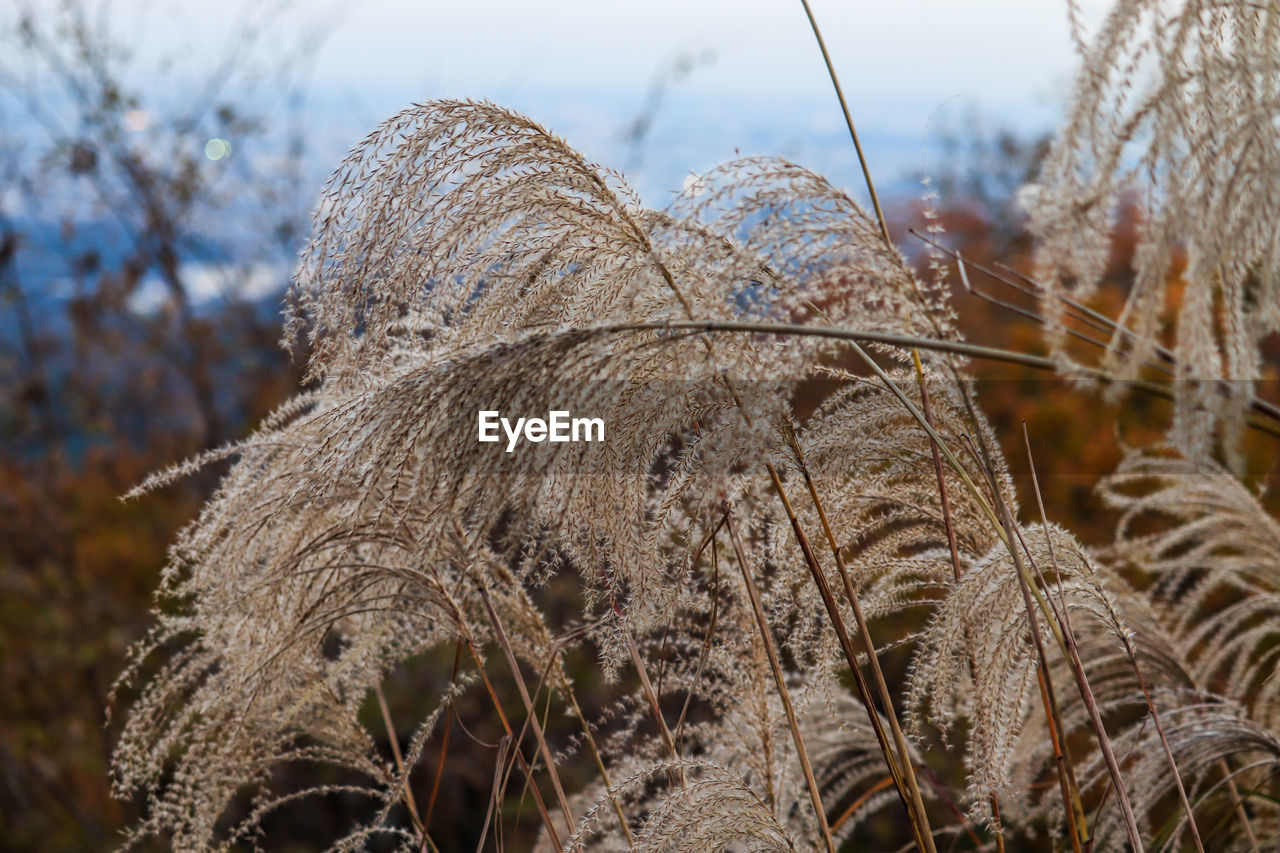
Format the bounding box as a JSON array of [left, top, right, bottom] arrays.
[[723, 502, 839, 853]]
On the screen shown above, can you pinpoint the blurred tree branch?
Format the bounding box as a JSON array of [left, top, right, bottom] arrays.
[[0, 0, 333, 449]]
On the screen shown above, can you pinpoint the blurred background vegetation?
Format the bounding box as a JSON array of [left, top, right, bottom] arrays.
[[3, 1, 1279, 850]]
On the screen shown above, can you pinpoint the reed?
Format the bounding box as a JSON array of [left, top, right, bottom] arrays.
[[112, 2, 1280, 849]]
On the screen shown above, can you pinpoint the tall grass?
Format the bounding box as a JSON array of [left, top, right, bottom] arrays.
[[112, 1, 1280, 850]]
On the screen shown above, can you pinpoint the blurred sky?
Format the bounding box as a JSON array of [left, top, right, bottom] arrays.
[[309, 0, 1107, 201], [1, 0, 1116, 317], [310, 0, 1105, 104], [21, 0, 1114, 203]]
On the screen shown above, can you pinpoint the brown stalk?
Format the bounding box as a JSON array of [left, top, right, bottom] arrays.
[[373, 681, 427, 839], [1021, 422, 1205, 852], [791, 48, 992, 851], [952, 253, 1146, 370], [462, 637, 563, 852], [722, 502, 838, 853], [911, 229, 1148, 349], [645, 248, 1256, 853], [651, 236, 918, 845], [516, 620, 636, 846], [621, 617, 687, 788], [649, 234, 825, 807], [786, 30, 984, 848], [1090, 712, 1152, 846], [790, 36, 1030, 846], [916, 766, 985, 850], [492, 689, 543, 848], [643, 113, 1112, 842], [912, 352, 1008, 853], [471, 582, 577, 838], [489, 636, 585, 850], [825, 336, 1143, 848], [912, 353, 963, 588], [476, 734, 513, 853], [1034, 655, 1087, 853], [977, 449, 1141, 850], [673, 517, 727, 746], [474, 541, 635, 843], [417, 644, 464, 853], [765, 459, 933, 852], [797, 0, 890, 245], [786, 38, 1043, 847], [962, 433, 1089, 853], [1194, 758, 1271, 851], [911, 231, 1280, 429], [770, 450, 936, 853], [1217, 763, 1261, 851], [559, 670, 635, 847], [829, 775, 897, 833], [423, 642, 462, 832], [610, 320, 1280, 440]]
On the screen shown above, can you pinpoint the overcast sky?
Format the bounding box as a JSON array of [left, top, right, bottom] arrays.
[[315, 1, 1107, 194], [312, 0, 1105, 103], [14, 0, 1115, 202]]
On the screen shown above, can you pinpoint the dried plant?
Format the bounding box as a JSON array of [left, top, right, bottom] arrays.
[[1100, 450, 1280, 726], [111, 0, 1280, 847], [1030, 0, 1280, 461]]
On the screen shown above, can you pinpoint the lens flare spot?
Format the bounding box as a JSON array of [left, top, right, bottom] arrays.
[[204, 138, 231, 161]]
